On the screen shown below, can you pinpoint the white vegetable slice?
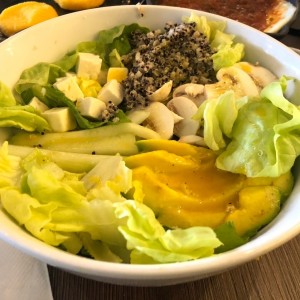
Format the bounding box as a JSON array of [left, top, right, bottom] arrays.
[[216, 66, 260, 97], [173, 83, 205, 106], [143, 102, 174, 139], [235, 62, 277, 88], [204, 66, 260, 100], [148, 80, 173, 102], [7, 145, 110, 173], [178, 135, 206, 147], [167, 96, 199, 137]]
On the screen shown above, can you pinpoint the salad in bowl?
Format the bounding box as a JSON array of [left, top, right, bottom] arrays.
[[0, 5, 300, 285]]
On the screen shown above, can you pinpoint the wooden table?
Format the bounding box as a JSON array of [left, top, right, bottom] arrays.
[[48, 235, 300, 299], [48, 26, 300, 300]]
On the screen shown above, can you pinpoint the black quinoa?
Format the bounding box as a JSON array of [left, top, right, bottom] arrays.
[[121, 22, 217, 110], [100, 101, 119, 122]]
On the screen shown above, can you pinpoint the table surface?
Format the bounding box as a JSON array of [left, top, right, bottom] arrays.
[[1, 2, 300, 299]]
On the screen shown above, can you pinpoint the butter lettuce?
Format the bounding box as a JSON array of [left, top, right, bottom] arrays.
[[0, 105, 50, 132], [212, 43, 245, 71], [0, 142, 22, 189], [183, 12, 226, 41], [114, 200, 222, 264], [0, 147, 129, 260], [0, 81, 16, 106], [216, 79, 300, 177], [0, 81, 49, 132], [194, 91, 248, 151], [14, 63, 67, 95], [194, 77, 300, 177], [183, 13, 244, 70]]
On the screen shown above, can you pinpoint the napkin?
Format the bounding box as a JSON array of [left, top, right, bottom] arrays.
[[0, 240, 53, 300]]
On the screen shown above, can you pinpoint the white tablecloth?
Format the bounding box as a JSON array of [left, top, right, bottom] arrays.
[[0, 240, 53, 300]]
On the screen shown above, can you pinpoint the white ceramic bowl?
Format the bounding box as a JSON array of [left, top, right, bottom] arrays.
[[0, 5, 300, 286]]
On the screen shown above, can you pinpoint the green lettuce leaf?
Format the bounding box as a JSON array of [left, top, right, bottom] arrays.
[[53, 53, 78, 72], [0, 81, 17, 106], [183, 13, 244, 70], [194, 91, 248, 151], [0, 148, 129, 256], [183, 13, 213, 40], [114, 200, 222, 264], [212, 43, 245, 71], [79, 232, 123, 262], [109, 49, 124, 67], [0, 142, 22, 189], [79, 154, 132, 203], [0, 105, 50, 132], [216, 79, 300, 177], [14, 63, 66, 95]]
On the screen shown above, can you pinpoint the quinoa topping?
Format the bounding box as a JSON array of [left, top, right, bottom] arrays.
[[101, 101, 119, 122], [121, 22, 217, 110]]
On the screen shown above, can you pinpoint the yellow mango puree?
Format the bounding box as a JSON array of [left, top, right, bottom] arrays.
[[125, 140, 293, 236]]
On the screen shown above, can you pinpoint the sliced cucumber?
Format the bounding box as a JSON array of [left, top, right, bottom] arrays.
[[7, 144, 112, 173], [9, 123, 161, 156]]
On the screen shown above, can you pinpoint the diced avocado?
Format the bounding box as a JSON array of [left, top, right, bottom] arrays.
[[225, 186, 281, 236], [9, 123, 160, 155]]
